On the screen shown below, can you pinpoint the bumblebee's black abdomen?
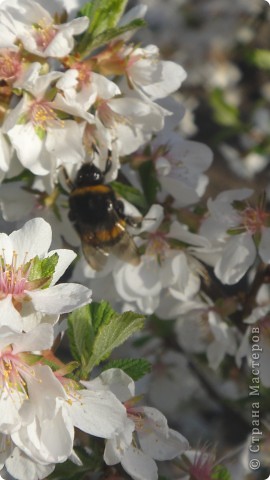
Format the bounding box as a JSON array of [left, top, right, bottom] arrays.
[[69, 185, 116, 225]]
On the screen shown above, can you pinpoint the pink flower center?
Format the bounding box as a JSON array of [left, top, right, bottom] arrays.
[[0, 347, 33, 397], [0, 50, 22, 82], [126, 405, 145, 431], [33, 20, 57, 51], [146, 231, 170, 260], [97, 101, 128, 129], [0, 250, 30, 299], [72, 62, 92, 87], [29, 100, 62, 130], [188, 450, 215, 480], [241, 206, 269, 235]]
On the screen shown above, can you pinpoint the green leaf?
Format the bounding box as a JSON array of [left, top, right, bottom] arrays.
[[77, 17, 145, 56], [138, 160, 160, 207], [83, 19, 145, 52], [88, 300, 116, 333], [27, 253, 59, 286], [85, 311, 145, 374], [209, 89, 242, 128], [67, 305, 95, 370], [80, 0, 128, 33], [78, 0, 129, 54], [111, 180, 148, 212], [211, 464, 232, 480], [247, 49, 270, 70], [102, 357, 152, 380]]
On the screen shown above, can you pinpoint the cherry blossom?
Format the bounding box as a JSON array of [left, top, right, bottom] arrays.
[[84, 368, 189, 480], [0, 217, 92, 331], [0, 0, 89, 58], [198, 189, 270, 284]]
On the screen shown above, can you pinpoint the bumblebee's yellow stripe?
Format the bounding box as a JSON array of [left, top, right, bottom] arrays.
[[83, 219, 126, 247], [71, 185, 110, 196], [95, 220, 126, 243]]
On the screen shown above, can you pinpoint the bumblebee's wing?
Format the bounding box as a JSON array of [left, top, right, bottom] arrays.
[[81, 241, 109, 271], [81, 221, 140, 271], [109, 223, 140, 267]]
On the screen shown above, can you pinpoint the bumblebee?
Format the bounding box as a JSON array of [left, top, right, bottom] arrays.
[[68, 160, 141, 271]]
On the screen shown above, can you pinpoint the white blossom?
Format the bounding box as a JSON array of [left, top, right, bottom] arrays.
[[0, 217, 92, 331], [86, 368, 189, 480], [0, 0, 89, 58], [197, 189, 270, 284]]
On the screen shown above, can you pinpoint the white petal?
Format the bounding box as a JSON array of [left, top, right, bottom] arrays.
[[92, 72, 121, 99], [114, 258, 162, 302], [12, 366, 73, 464], [121, 446, 158, 480], [6, 447, 55, 480], [214, 234, 256, 285], [7, 123, 50, 175], [138, 407, 188, 460], [0, 232, 14, 263], [12, 324, 54, 354], [259, 228, 270, 263], [104, 419, 134, 465], [0, 295, 23, 331], [169, 221, 210, 248], [136, 60, 187, 99], [28, 283, 92, 314], [48, 249, 77, 285], [0, 130, 12, 172], [45, 121, 85, 166], [70, 389, 126, 438], [0, 390, 24, 434], [10, 218, 52, 264], [83, 368, 135, 402], [43, 17, 89, 57]]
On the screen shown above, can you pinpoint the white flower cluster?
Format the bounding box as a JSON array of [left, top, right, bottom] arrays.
[[0, 2, 194, 478], [1, 0, 270, 478], [0, 0, 187, 186], [0, 217, 189, 479]]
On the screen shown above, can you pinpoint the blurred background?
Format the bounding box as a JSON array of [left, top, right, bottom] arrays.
[[127, 1, 270, 479], [132, 0, 270, 197]]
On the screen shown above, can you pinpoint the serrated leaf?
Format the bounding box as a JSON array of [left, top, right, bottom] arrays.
[[27, 253, 59, 286], [102, 357, 151, 380], [138, 160, 160, 207], [111, 180, 148, 212], [67, 305, 95, 371], [247, 49, 270, 70], [88, 300, 116, 333], [211, 464, 232, 480], [85, 311, 145, 374], [209, 89, 242, 128]]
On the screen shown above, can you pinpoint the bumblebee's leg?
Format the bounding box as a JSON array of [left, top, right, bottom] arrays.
[[114, 199, 142, 228], [125, 216, 142, 228], [114, 199, 125, 217], [62, 167, 74, 190]]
